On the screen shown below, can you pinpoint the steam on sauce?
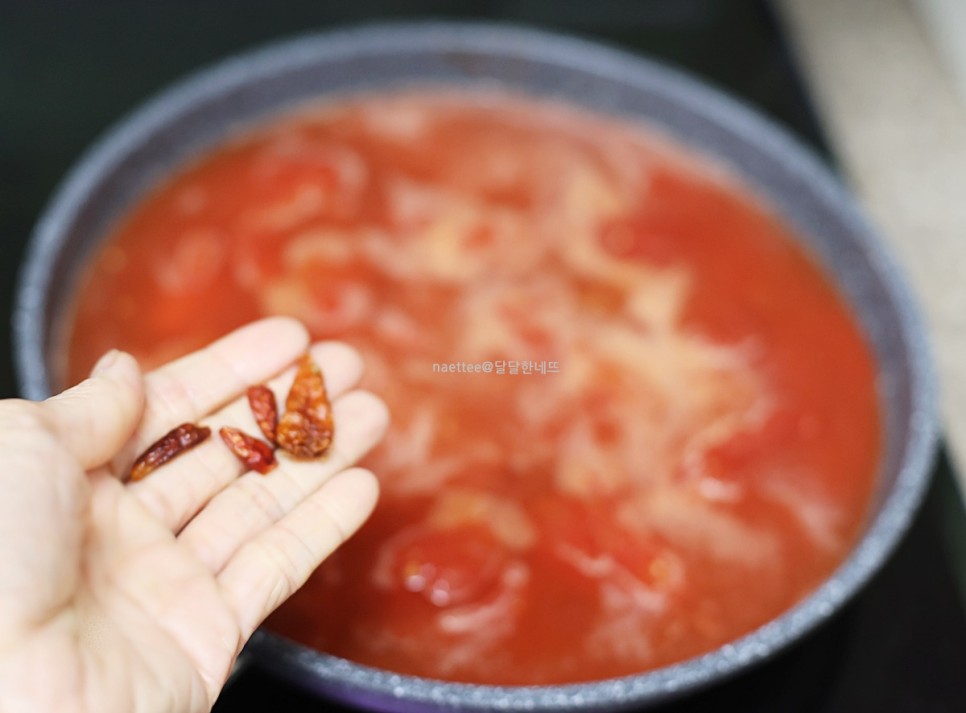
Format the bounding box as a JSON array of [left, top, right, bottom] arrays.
[[66, 92, 880, 685]]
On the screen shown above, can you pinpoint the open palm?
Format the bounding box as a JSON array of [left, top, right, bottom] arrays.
[[0, 318, 388, 713]]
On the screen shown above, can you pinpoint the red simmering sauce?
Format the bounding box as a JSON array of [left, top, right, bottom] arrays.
[[66, 92, 880, 685]]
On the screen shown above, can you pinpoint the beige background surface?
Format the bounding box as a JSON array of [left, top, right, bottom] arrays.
[[778, 0, 966, 494]]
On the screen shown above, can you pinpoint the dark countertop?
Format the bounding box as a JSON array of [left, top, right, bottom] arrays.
[[3, 1, 966, 710]]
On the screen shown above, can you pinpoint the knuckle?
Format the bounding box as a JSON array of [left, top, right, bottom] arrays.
[[241, 479, 289, 525]]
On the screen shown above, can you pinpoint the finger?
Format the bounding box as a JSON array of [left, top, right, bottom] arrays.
[[178, 390, 388, 573], [41, 350, 145, 470], [218, 467, 379, 639], [134, 317, 309, 453], [129, 342, 365, 531]]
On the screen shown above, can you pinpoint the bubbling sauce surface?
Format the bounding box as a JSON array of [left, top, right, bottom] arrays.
[[67, 92, 880, 685]]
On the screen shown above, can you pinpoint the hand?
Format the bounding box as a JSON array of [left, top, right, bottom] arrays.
[[0, 318, 388, 713]]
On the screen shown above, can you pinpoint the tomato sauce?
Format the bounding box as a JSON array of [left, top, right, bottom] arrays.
[[65, 92, 880, 685]]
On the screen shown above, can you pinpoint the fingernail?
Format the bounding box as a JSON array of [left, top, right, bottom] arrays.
[[92, 349, 120, 376]]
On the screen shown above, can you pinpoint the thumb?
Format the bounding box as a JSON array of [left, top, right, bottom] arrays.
[[42, 350, 146, 471]]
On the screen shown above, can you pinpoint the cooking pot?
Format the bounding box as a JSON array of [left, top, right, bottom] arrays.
[[13, 22, 937, 712]]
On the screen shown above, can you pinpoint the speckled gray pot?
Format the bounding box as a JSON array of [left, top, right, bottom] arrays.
[[14, 22, 937, 713]]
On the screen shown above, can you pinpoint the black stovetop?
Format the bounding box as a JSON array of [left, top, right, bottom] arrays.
[[3, 1, 966, 711]]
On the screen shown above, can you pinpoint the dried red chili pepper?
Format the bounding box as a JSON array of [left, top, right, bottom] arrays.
[[277, 353, 335, 458], [219, 426, 277, 474], [247, 385, 278, 444], [129, 423, 211, 482]]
